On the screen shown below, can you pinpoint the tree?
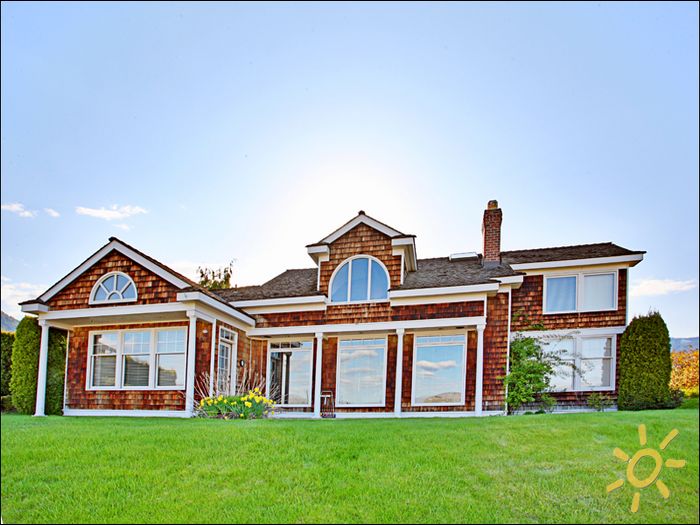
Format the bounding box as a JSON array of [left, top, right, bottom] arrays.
[[618, 312, 676, 410], [1, 331, 14, 396], [10, 317, 66, 415], [197, 261, 235, 290]]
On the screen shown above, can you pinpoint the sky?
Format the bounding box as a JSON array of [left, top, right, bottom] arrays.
[[1, 2, 698, 336]]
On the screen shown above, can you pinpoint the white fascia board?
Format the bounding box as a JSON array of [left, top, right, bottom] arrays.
[[511, 326, 627, 339], [176, 291, 255, 326], [389, 283, 499, 298], [390, 292, 487, 306], [509, 254, 644, 271], [322, 215, 403, 244], [39, 239, 191, 302], [307, 245, 329, 255], [233, 295, 326, 308], [391, 238, 418, 271], [248, 315, 486, 337], [493, 275, 524, 285], [42, 302, 187, 320], [21, 303, 50, 314]]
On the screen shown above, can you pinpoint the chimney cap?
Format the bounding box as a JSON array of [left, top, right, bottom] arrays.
[[487, 200, 499, 210], [358, 210, 365, 215]]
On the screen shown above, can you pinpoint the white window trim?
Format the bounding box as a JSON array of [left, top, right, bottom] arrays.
[[265, 339, 314, 408], [217, 327, 238, 395], [89, 271, 138, 305], [543, 271, 618, 315], [86, 326, 188, 391], [543, 333, 617, 393], [411, 333, 467, 407], [328, 255, 390, 304], [335, 336, 388, 408]]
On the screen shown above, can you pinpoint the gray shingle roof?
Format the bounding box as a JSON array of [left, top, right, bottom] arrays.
[[396, 257, 519, 290], [214, 269, 319, 302], [501, 242, 645, 265]]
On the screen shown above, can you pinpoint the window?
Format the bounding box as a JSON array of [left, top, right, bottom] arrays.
[[156, 329, 186, 388], [268, 341, 313, 406], [88, 327, 187, 389], [336, 338, 387, 406], [216, 328, 236, 393], [412, 335, 466, 406], [541, 335, 615, 392], [544, 272, 616, 314], [90, 272, 137, 304], [330, 256, 389, 303]]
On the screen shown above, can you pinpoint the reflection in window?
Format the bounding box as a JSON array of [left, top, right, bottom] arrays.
[[156, 329, 186, 388], [541, 336, 613, 391], [91, 272, 137, 303], [330, 257, 389, 303], [413, 335, 466, 405], [268, 341, 313, 406], [545, 276, 577, 313], [336, 339, 386, 406]]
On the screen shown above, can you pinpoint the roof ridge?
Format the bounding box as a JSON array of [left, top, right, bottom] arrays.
[[501, 242, 616, 254]]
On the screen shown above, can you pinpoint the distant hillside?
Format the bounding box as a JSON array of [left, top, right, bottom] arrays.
[[1, 311, 19, 332], [671, 337, 699, 352]]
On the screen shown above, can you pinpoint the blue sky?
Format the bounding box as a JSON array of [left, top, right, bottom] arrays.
[[1, 2, 698, 336]]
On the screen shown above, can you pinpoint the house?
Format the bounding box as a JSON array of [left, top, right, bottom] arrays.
[[20, 200, 645, 418]]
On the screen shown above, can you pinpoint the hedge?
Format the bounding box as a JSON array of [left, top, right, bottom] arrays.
[[618, 312, 676, 410], [9, 317, 66, 415], [1, 331, 14, 396]]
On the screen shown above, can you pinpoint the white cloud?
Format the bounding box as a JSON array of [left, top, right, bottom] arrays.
[[416, 359, 458, 371], [0, 276, 47, 320], [44, 208, 60, 218], [75, 204, 147, 221], [1, 202, 36, 218], [630, 279, 698, 297]]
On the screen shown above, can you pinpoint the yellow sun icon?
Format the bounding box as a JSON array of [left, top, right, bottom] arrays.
[[607, 424, 686, 513]]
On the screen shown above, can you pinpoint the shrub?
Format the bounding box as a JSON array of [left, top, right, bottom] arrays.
[[670, 349, 699, 397], [618, 312, 675, 410], [503, 336, 561, 414], [1, 331, 14, 396], [9, 317, 66, 415], [1, 394, 14, 412], [587, 392, 613, 412], [196, 388, 275, 419]]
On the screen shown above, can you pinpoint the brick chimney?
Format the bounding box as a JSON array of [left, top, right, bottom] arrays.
[[482, 200, 502, 267]]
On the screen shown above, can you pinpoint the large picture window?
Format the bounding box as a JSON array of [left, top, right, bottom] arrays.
[[330, 256, 389, 303], [336, 338, 387, 407], [544, 272, 617, 314], [541, 335, 615, 392], [267, 341, 313, 406], [88, 327, 187, 390], [412, 334, 467, 406]]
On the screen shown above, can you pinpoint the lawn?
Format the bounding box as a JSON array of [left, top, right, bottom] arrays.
[[1, 403, 698, 524]]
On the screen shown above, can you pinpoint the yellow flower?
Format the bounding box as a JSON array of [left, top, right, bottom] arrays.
[[245, 401, 252, 408], [199, 400, 205, 407], [207, 400, 213, 405], [239, 413, 244, 418], [218, 395, 223, 401]]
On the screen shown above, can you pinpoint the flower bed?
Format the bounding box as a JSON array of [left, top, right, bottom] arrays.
[[197, 388, 276, 419]]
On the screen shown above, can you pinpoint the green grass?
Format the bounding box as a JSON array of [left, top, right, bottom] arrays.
[[2, 404, 698, 524]]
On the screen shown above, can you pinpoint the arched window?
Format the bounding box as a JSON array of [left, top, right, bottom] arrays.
[[330, 256, 389, 303], [90, 272, 138, 304]]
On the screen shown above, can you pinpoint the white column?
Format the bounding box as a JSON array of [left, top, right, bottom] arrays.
[[475, 324, 485, 416], [34, 321, 51, 417], [185, 312, 198, 416], [208, 319, 217, 397], [394, 328, 405, 416], [314, 332, 323, 418]]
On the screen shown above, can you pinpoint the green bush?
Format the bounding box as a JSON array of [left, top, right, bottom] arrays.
[[503, 336, 559, 414], [9, 317, 66, 415], [1, 331, 14, 396], [618, 312, 677, 410]]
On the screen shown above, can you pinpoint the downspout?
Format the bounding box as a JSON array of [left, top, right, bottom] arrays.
[[62, 330, 70, 414], [504, 287, 512, 415]]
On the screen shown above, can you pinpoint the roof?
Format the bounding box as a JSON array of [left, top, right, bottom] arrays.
[[396, 257, 521, 290], [501, 242, 646, 265], [307, 210, 414, 247], [214, 269, 319, 302]]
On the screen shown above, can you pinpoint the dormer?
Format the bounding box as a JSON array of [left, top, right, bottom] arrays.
[[306, 211, 417, 295]]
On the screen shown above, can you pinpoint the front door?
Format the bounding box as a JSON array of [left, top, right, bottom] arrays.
[[217, 341, 233, 395]]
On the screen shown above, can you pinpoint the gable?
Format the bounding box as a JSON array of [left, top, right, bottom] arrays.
[[46, 250, 181, 310], [318, 223, 403, 295]]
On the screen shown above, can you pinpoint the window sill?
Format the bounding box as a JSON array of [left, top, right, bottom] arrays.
[[86, 386, 186, 392], [411, 401, 466, 407], [543, 307, 617, 315]]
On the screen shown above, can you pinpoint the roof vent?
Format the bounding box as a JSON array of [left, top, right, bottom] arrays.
[[449, 252, 478, 261]]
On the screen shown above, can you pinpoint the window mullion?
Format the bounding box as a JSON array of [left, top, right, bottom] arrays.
[[367, 258, 372, 300]]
